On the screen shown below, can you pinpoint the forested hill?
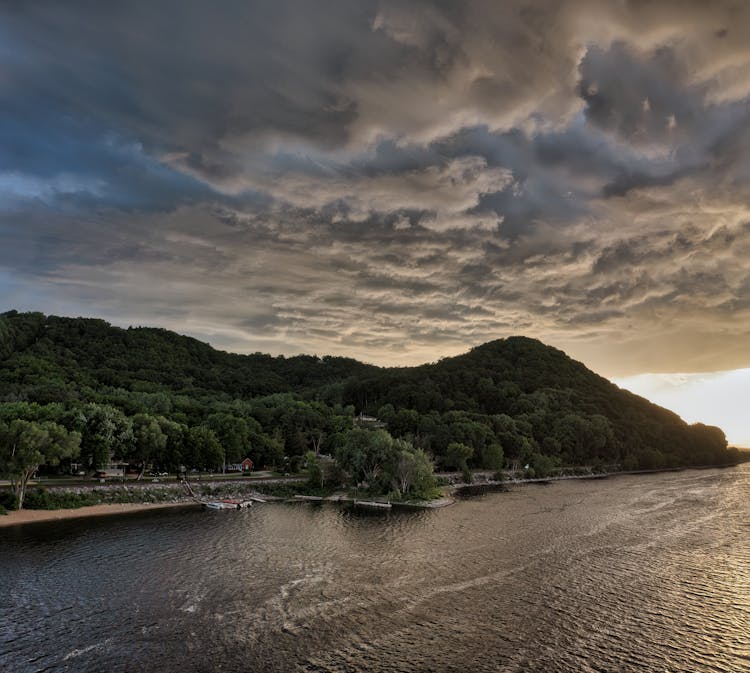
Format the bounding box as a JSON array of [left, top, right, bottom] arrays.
[[340, 337, 732, 468], [0, 310, 740, 473], [0, 311, 380, 399]]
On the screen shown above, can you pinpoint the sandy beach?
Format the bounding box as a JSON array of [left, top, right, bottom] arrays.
[[0, 502, 196, 528]]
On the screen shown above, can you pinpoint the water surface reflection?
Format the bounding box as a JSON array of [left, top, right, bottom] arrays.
[[1, 466, 748, 672]]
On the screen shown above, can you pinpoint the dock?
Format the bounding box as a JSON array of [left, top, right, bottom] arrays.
[[353, 499, 392, 509]]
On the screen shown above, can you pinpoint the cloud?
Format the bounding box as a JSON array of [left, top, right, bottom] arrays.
[[223, 155, 512, 231], [2, 0, 750, 380]]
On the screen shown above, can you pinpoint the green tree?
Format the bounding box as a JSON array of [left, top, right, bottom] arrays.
[[395, 442, 438, 499], [156, 417, 187, 473], [304, 450, 323, 489], [444, 442, 474, 471], [479, 442, 504, 470], [528, 452, 558, 478], [0, 420, 81, 509], [130, 414, 167, 479], [185, 426, 224, 472], [248, 427, 284, 470], [205, 413, 250, 464], [336, 428, 397, 486], [67, 404, 132, 470]]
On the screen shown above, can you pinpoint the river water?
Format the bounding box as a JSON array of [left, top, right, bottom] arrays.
[[1, 466, 748, 673]]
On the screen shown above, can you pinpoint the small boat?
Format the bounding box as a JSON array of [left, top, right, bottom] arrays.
[[202, 499, 253, 510], [182, 480, 259, 510], [221, 498, 253, 509]]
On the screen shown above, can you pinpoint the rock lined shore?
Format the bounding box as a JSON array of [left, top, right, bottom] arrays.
[[2, 465, 740, 528]]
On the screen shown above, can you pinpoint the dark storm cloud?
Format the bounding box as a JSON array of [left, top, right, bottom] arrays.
[[3, 0, 750, 373], [0, 0, 383, 189], [579, 42, 699, 144]]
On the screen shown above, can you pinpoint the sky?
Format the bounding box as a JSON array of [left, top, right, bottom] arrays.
[[1, 1, 749, 444]]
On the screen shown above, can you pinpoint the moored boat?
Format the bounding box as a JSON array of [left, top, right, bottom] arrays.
[[202, 499, 253, 510]]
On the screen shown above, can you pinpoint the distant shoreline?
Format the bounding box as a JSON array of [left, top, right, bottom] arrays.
[[0, 502, 197, 528]]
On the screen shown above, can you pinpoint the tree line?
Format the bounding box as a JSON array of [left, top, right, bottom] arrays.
[[0, 311, 742, 508], [0, 399, 442, 508]]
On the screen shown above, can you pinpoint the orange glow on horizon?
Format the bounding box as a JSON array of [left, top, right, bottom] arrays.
[[614, 369, 750, 448]]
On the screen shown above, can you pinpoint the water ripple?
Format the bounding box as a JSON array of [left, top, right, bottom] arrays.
[[0, 466, 747, 673]]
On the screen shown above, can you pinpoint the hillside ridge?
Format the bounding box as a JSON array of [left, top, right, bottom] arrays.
[[0, 310, 739, 474]]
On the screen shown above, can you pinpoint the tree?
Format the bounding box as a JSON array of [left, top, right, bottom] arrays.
[[247, 427, 284, 470], [336, 428, 397, 486], [528, 452, 558, 478], [156, 416, 186, 473], [185, 426, 224, 472], [130, 414, 167, 479], [395, 442, 437, 499], [389, 408, 420, 437], [552, 413, 614, 465], [410, 450, 439, 500], [205, 413, 250, 464], [479, 442, 504, 470], [0, 420, 80, 509], [444, 442, 474, 471], [67, 404, 132, 470], [304, 450, 323, 489], [396, 446, 418, 495]]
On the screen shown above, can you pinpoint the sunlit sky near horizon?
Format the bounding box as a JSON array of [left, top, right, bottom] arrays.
[[2, 1, 750, 444], [614, 370, 750, 448]]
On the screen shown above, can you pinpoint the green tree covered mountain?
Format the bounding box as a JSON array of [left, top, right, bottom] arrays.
[[0, 310, 740, 481]]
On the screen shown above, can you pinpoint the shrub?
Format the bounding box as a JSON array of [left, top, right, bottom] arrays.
[[22, 488, 101, 510], [0, 490, 18, 511], [49, 491, 100, 508], [23, 487, 52, 509]]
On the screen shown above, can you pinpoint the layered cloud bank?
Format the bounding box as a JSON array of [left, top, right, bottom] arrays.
[[2, 0, 750, 379]]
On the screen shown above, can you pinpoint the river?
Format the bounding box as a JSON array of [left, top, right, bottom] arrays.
[[1, 466, 748, 672]]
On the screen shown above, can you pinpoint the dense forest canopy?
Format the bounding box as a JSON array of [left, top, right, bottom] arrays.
[[0, 311, 740, 492]]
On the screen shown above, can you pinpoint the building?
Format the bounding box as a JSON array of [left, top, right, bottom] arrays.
[[354, 412, 387, 429], [226, 457, 254, 473]]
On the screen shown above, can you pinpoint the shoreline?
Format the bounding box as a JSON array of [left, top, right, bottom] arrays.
[[1, 463, 741, 529], [0, 501, 197, 528]]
